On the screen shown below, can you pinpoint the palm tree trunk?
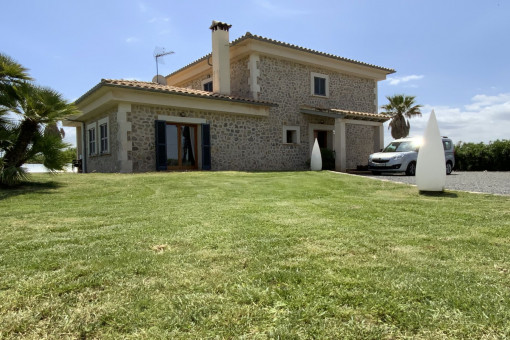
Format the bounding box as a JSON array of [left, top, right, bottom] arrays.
[[2, 119, 39, 168]]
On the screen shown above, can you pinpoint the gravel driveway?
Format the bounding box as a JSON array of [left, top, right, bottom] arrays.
[[358, 171, 510, 196]]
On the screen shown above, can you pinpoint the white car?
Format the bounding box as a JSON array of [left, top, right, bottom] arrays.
[[368, 137, 455, 176]]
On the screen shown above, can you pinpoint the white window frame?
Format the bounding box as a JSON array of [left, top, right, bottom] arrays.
[[310, 72, 330, 97], [98, 117, 110, 154], [201, 78, 213, 92], [87, 122, 97, 156], [283, 126, 300, 144]]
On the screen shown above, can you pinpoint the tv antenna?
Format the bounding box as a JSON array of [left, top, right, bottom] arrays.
[[154, 47, 174, 78]]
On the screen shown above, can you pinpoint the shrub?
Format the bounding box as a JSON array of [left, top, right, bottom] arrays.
[[320, 148, 335, 170], [455, 140, 510, 171]]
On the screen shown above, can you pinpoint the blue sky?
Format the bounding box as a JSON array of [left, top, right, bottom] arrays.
[[2, 0, 509, 147]]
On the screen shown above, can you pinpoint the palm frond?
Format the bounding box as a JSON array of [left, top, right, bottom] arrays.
[[0, 53, 32, 84]]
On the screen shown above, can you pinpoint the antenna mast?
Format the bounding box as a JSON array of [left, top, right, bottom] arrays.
[[154, 47, 175, 78]]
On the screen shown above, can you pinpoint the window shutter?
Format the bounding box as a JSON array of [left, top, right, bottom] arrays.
[[155, 120, 167, 171], [201, 124, 211, 170]]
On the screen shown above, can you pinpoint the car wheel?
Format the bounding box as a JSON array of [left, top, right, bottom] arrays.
[[405, 162, 416, 176], [446, 161, 453, 175], [371, 171, 381, 175]]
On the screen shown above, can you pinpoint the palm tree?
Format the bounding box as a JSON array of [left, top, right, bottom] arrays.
[[0, 82, 78, 186], [0, 53, 32, 133], [380, 94, 422, 139]]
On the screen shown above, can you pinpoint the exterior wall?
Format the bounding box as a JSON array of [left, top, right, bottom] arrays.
[[230, 56, 251, 98], [258, 56, 376, 112], [180, 73, 212, 91], [252, 55, 377, 170], [174, 57, 251, 98], [84, 53, 381, 173], [130, 105, 282, 172], [345, 123, 376, 169], [84, 108, 119, 172]]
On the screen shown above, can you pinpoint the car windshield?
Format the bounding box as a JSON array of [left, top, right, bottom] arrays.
[[382, 141, 420, 153]]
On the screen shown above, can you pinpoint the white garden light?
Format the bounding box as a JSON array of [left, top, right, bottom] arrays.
[[310, 138, 322, 171], [416, 110, 446, 192]]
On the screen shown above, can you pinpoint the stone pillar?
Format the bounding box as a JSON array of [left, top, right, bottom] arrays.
[[117, 103, 133, 173], [248, 54, 260, 100], [374, 124, 385, 152], [334, 118, 346, 172]]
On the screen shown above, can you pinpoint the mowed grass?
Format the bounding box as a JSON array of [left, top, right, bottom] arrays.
[[0, 171, 509, 339]]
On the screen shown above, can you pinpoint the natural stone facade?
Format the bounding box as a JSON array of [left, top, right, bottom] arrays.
[[82, 54, 383, 173], [85, 108, 119, 172], [73, 31, 392, 174], [345, 123, 376, 169]]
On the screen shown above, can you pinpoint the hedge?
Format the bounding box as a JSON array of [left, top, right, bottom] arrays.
[[454, 139, 510, 171]]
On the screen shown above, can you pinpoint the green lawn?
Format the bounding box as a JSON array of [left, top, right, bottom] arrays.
[[1, 171, 509, 339]]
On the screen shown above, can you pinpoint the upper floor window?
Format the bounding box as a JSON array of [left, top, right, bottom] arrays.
[[311, 72, 329, 97], [202, 80, 213, 92]]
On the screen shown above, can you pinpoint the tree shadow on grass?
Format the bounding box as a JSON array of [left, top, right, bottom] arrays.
[[419, 191, 458, 198], [0, 180, 63, 200]]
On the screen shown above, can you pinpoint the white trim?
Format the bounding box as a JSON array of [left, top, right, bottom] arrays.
[[283, 125, 300, 144], [72, 88, 271, 120], [310, 72, 330, 97], [343, 119, 384, 127], [98, 116, 110, 154], [157, 115, 207, 125], [86, 122, 97, 156], [334, 119, 346, 172], [248, 54, 261, 100], [201, 78, 213, 92]]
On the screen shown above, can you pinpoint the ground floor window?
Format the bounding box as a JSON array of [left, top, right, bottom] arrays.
[[283, 126, 300, 144], [100, 123, 108, 153], [87, 125, 96, 156]]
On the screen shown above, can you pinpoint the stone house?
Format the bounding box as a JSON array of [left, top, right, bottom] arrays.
[[64, 21, 395, 173]]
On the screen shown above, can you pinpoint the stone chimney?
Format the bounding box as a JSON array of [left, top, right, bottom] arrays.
[[210, 20, 232, 95]]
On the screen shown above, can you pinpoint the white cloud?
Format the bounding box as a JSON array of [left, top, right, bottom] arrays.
[[383, 92, 510, 145], [125, 36, 140, 43], [148, 17, 170, 24], [386, 74, 424, 86], [464, 93, 510, 111]]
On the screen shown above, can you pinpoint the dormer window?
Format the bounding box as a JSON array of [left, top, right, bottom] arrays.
[[311, 72, 329, 97], [202, 80, 213, 92]]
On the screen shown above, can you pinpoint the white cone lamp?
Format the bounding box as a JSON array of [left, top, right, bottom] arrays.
[[310, 138, 322, 171], [416, 110, 446, 192]]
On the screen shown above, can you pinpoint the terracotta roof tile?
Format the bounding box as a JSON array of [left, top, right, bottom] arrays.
[[76, 79, 276, 106], [301, 105, 391, 122], [168, 32, 395, 78], [330, 108, 392, 120], [233, 33, 396, 74]]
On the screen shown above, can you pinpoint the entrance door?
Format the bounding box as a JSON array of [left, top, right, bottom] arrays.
[[166, 123, 198, 170], [314, 130, 330, 149]]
